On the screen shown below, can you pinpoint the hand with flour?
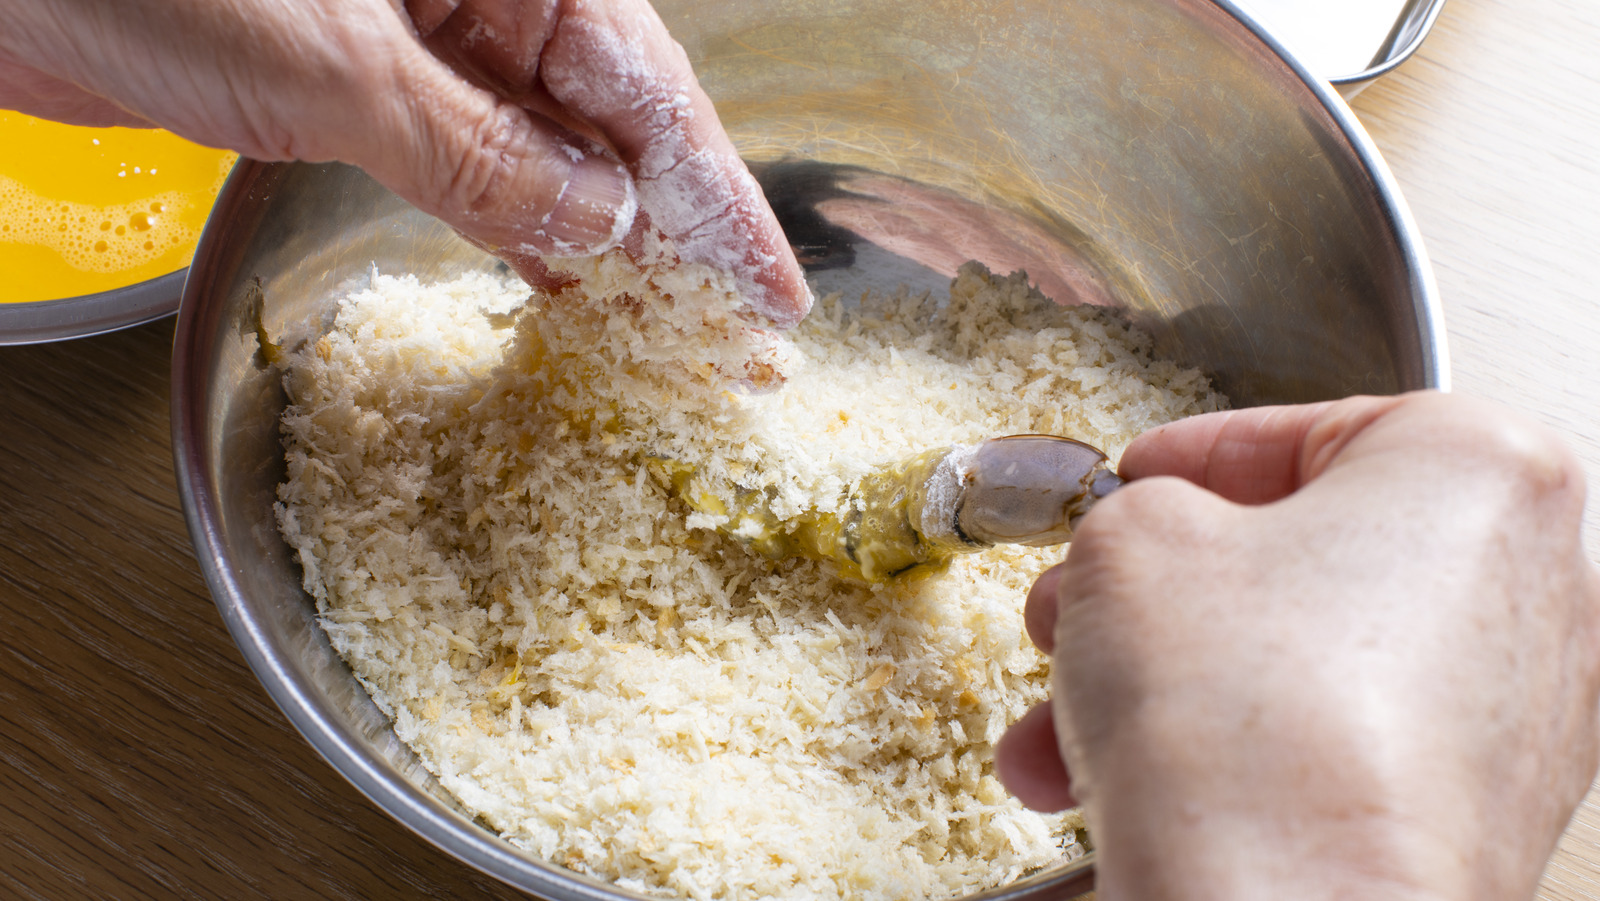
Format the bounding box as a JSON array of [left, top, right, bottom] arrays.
[[0, 0, 810, 326], [997, 392, 1600, 901]]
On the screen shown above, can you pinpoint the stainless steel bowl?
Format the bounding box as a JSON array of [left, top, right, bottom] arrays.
[[172, 0, 1447, 898], [0, 270, 187, 345]]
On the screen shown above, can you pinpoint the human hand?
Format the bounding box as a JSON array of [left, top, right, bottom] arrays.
[[996, 392, 1600, 901], [0, 0, 810, 325]]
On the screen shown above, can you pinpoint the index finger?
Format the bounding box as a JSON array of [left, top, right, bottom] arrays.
[[1118, 395, 1402, 504], [539, 0, 812, 326]]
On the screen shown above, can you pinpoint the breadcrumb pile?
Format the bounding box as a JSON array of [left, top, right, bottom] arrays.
[[275, 246, 1224, 900]]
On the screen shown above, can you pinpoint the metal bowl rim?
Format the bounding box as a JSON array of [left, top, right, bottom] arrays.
[[0, 269, 185, 346]]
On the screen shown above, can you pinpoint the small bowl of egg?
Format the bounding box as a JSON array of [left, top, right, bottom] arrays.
[[0, 110, 236, 344]]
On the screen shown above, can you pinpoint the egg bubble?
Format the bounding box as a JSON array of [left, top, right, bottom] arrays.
[[0, 175, 199, 275]]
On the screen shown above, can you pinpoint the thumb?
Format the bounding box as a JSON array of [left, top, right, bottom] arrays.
[[1118, 394, 1408, 504], [349, 42, 636, 259]]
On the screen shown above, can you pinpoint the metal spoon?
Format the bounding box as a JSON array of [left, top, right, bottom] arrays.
[[650, 435, 1122, 582]]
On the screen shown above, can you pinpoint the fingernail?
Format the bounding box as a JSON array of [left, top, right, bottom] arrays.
[[540, 152, 636, 256]]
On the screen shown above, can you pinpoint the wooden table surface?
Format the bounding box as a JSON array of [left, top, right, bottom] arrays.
[[4, 0, 1600, 897]]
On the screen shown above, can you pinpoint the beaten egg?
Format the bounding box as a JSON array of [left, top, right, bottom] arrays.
[[0, 111, 237, 304]]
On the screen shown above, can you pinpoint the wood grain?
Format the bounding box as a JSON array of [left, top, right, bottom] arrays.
[[0, 320, 524, 900], [1352, 0, 1600, 896], [3, 0, 1600, 896]]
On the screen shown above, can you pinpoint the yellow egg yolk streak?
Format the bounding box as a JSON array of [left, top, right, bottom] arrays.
[[1, 111, 237, 304]]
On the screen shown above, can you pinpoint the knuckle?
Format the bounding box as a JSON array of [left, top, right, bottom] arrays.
[[1496, 422, 1584, 500], [1400, 393, 1585, 509], [1460, 411, 1582, 504], [447, 108, 521, 212], [1063, 476, 1225, 594], [1083, 476, 1221, 544], [436, 106, 559, 233]]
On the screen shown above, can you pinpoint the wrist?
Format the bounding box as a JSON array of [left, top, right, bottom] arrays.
[[1070, 724, 1478, 901], [1087, 796, 1460, 901]]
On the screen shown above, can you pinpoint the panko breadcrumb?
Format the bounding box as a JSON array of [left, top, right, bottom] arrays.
[[275, 247, 1225, 900]]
